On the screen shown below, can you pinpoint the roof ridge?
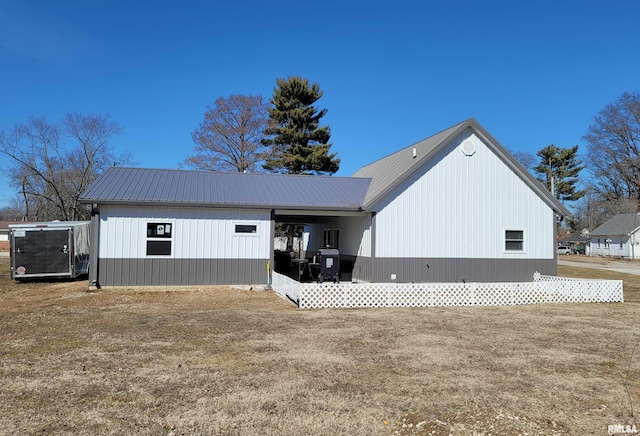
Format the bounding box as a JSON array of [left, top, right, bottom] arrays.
[[104, 166, 365, 180], [355, 118, 473, 172]]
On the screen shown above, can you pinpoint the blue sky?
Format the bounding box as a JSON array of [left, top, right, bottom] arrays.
[[1, 0, 639, 208]]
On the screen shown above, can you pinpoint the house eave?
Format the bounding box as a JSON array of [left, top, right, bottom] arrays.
[[79, 198, 364, 213]]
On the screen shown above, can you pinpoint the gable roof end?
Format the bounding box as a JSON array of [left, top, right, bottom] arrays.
[[353, 118, 571, 216]]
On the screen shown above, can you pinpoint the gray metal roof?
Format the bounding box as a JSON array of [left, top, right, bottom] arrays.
[[353, 118, 571, 216], [9, 221, 89, 228], [81, 119, 571, 217], [80, 167, 371, 211], [590, 213, 640, 236]]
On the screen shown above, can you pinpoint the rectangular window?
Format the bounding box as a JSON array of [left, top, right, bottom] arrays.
[[323, 229, 331, 248], [598, 238, 601, 247], [235, 224, 257, 234], [505, 230, 524, 251], [620, 241, 624, 248], [334, 229, 340, 250], [146, 223, 172, 256]]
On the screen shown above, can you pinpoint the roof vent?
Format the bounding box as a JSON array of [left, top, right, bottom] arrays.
[[412, 148, 417, 158], [461, 140, 475, 156]]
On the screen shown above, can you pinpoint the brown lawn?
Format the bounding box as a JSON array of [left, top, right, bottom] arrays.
[[0, 257, 638, 435]]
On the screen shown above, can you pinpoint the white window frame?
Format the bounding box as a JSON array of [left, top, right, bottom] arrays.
[[504, 229, 525, 252], [146, 221, 174, 257], [233, 222, 260, 236]]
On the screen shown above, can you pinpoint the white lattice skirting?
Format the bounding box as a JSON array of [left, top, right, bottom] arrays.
[[271, 272, 623, 309]]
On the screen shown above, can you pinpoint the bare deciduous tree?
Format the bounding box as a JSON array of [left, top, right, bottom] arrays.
[[186, 95, 270, 173], [584, 92, 640, 203], [572, 190, 638, 232], [0, 113, 127, 221], [510, 150, 537, 172], [0, 203, 23, 221]]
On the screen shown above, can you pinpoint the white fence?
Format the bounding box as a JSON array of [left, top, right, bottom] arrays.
[[272, 272, 623, 309], [272, 272, 301, 303]]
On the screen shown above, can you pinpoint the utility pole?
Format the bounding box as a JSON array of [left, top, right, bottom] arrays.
[[548, 155, 555, 198]]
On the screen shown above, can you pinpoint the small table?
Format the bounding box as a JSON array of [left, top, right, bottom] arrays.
[[291, 258, 308, 281]]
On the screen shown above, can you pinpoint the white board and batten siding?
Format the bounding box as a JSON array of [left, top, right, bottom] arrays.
[[306, 215, 372, 258], [96, 205, 271, 286], [590, 236, 640, 259], [372, 129, 554, 260], [99, 205, 271, 259]]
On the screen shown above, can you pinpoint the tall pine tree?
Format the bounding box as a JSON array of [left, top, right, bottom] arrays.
[[262, 76, 340, 175], [533, 144, 585, 202]]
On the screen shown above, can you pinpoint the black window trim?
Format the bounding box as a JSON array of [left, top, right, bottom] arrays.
[[146, 222, 174, 256], [234, 222, 259, 235]]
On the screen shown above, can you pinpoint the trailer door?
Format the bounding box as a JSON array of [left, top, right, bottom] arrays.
[[13, 228, 71, 276]]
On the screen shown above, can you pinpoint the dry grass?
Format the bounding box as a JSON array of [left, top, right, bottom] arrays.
[[557, 263, 640, 304], [1, 257, 639, 435]]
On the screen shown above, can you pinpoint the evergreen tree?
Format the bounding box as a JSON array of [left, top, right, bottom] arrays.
[[263, 76, 340, 175], [533, 144, 585, 203]]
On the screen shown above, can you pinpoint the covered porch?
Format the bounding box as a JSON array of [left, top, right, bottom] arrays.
[[271, 210, 372, 283]]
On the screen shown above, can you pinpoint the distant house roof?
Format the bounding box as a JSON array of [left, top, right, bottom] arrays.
[[0, 221, 24, 230], [559, 234, 590, 244], [79, 167, 371, 211], [590, 213, 640, 237], [353, 118, 570, 215]]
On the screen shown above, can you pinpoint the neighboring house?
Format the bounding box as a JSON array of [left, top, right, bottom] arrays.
[[0, 221, 23, 252], [590, 213, 640, 259], [558, 234, 590, 254], [79, 118, 569, 287], [0, 222, 10, 252]]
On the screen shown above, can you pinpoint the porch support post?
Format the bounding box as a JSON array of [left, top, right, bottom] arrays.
[[371, 211, 376, 282], [552, 212, 558, 276]]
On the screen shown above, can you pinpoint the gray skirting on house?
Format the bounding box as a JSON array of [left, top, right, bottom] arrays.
[[353, 257, 556, 283], [97, 258, 269, 286], [97, 256, 555, 286]]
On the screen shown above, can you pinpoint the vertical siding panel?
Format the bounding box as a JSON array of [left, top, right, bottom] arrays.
[[209, 260, 221, 284], [113, 259, 122, 285], [373, 129, 553, 261], [141, 259, 149, 286]]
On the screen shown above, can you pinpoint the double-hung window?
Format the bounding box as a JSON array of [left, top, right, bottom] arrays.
[[505, 230, 524, 251]]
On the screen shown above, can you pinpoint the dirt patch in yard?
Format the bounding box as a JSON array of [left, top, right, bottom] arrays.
[[1, 258, 639, 434]]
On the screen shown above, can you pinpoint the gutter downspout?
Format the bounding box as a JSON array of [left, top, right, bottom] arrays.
[[89, 204, 101, 291]]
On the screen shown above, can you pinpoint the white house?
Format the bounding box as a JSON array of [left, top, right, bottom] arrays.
[[80, 118, 569, 287], [590, 213, 640, 259], [0, 221, 22, 253]]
